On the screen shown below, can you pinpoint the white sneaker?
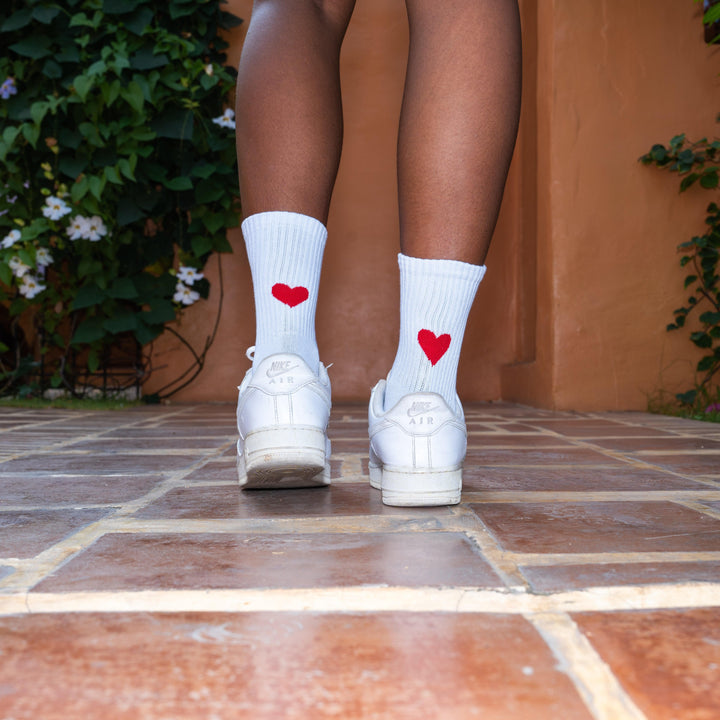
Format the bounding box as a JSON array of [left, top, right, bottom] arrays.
[[236, 351, 331, 489], [368, 379, 466, 506]]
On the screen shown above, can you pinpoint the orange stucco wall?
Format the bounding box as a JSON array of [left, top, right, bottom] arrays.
[[145, 0, 719, 410]]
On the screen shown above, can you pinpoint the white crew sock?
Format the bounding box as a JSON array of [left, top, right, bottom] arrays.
[[384, 253, 486, 412], [242, 211, 327, 371]]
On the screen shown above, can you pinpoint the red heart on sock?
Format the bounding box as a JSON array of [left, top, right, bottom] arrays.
[[418, 329, 451, 366], [272, 283, 309, 308]]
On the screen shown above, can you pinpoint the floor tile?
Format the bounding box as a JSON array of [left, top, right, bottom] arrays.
[[0, 474, 165, 506], [2, 402, 719, 719], [0, 453, 203, 475], [574, 608, 720, 720], [633, 453, 720, 476], [461, 466, 708, 491], [0, 508, 108, 558], [469, 501, 720, 553], [522, 561, 720, 591], [135, 483, 429, 519], [588, 437, 720, 451], [34, 531, 502, 592], [464, 447, 624, 466], [0, 612, 591, 720]]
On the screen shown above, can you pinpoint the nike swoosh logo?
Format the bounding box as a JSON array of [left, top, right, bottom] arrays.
[[266, 364, 300, 378], [407, 405, 440, 418]]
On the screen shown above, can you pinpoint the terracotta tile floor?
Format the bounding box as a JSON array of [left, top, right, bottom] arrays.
[[1, 403, 720, 719]]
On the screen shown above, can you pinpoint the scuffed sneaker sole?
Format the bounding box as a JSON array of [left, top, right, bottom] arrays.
[[238, 426, 331, 490], [369, 462, 462, 506]]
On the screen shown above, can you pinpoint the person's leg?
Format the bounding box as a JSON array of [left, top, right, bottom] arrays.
[[236, 0, 356, 223], [234, 0, 355, 489], [370, 0, 522, 505], [235, 0, 356, 370], [383, 0, 522, 410]]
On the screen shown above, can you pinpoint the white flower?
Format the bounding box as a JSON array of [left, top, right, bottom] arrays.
[[1, 229, 21, 249], [67, 215, 90, 240], [18, 274, 46, 299], [212, 108, 235, 129], [173, 281, 200, 306], [204, 63, 214, 76], [41, 195, 72, 221], [8, 255, 31, 278], [85, 215, 107, 241], [177, 265, 204, 285], [35, 247, 53, 268]]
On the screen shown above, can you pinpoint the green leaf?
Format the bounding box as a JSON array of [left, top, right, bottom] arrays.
[[72, 317, 106, 345], [125, 7, 155, 35], [699, 311, 720, 325], [42, 59, 63, 79], [103, 0, 145, 13], [676, 390, 697, 405], [134, 318, 163, 345], [121, 81, 145, 113], [690, 331, 713, 349], [2, 8, 33, 32], [87, 348, 100, 374], [192, 163, 217, 179], [165, 176, 193, 192], [73, 74, 94, 102], [33, 6, 62, 24], [78, 257, 103, 278], [700, 171, 719, 189], [71, 175, 89, 203], [142, 299, 176, 324], [60, 156, 88, 180], [9, 36, 53, 59], [108, 278, 138, 299], [117, 197, 145, 225], [195, 181, 225, 204], [89, 174, 105, 201], [649, 145, 667, 163], [0, 263, 12, 286], [151, 109, 194, 140], [130, 47, 169, 70], [72, 284, 106, 310], [684, 275, 698, 289], [680, 173, 700, 192], [192, 235, 214, 256], [30, 101, 50, 126], [201, 214, 224, 234], [705, 3, 720, 24], [21, 123, 41, 148], [2, 126, 20, 147], [104, 165, 122, 185], [697, 356, 716, 372], [117, 157, 136, 181], [103, 312, 138, 333]]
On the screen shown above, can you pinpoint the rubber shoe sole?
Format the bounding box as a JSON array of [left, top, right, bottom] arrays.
[[238, 425, 330, 489], [368, 445, 462, 506]]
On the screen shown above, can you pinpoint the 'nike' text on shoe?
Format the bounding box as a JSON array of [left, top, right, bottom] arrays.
[[236, 352, 331, 489], [368, 380, 466, 506]]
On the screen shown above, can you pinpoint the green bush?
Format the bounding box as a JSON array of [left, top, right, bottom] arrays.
[[0, 0, 241, 397], [640, 1, 720, 415]]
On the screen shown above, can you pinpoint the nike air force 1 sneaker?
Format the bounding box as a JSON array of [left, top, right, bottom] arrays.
[[236, 352, 331, 489], [368, 379, 466, 506]]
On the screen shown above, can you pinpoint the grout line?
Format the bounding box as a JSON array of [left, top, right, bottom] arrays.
[[509, 550, 720, 566], [462, 490, 720, 503], [0, 441, 237, 593], [448, 505, 530, 590], [0, 406, 197, 462], [528, 612, 648, 720], [672, 499, 720, 522], [0, 581, 718, 616]]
